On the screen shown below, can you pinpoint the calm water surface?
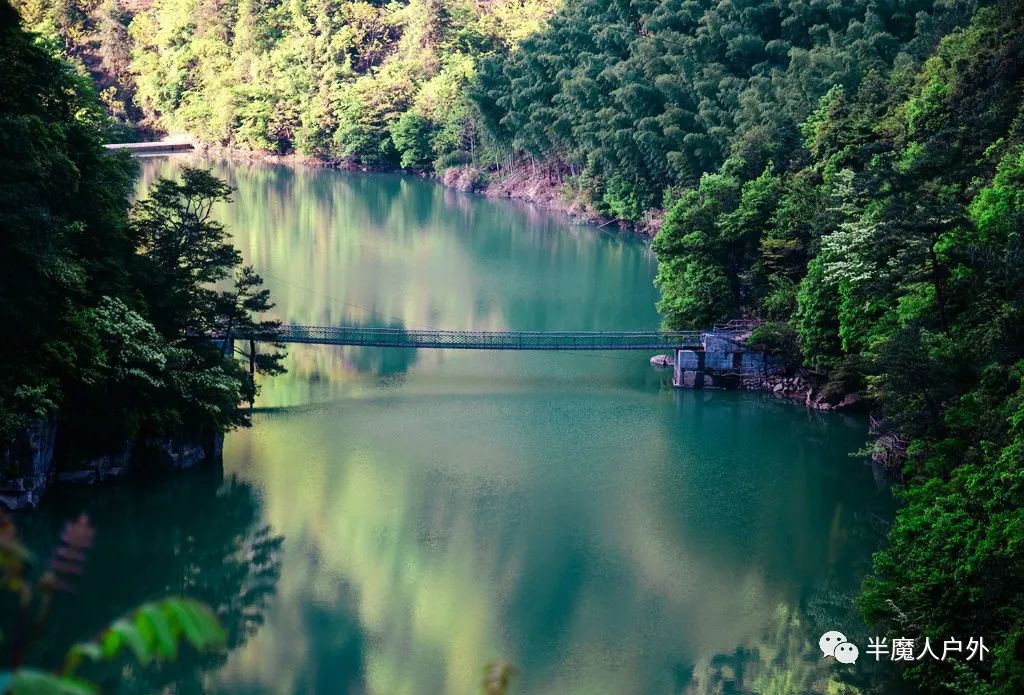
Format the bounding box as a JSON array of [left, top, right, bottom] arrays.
[[27, 158, 897, 694]]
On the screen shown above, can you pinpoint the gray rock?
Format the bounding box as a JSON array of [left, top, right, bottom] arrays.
[[835, 392, 861, 410], [142, 437, 207, 471], [57, 470, 98, 485], [58, 441, 134, 485], [0, 420, 58, 510], [141, 428, 224, 471]]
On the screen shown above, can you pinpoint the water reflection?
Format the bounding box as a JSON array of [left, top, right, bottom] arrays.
[[122, 159, 898, 694], [137, 158, 656, 335], [212, 388, 894, 695], [22, 465, 283, 694]]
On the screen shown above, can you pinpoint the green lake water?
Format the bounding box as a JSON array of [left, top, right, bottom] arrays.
[[26, 158, 898, 694]]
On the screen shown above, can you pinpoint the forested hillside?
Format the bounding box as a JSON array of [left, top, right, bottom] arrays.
[[0, 0, 280, 476], [473, 0, 980, 219], [15, 0, 558, 162], [10, 0, 1024, 691]]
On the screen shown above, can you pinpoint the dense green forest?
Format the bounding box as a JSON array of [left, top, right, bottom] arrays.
[[473, 0, 981, 218], [13, 0, 559, 164], [8, 0, 1024, 692], [0, 0, 281, 468]]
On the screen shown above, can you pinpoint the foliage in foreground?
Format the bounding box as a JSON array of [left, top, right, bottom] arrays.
[[0, 514, 225, 694]]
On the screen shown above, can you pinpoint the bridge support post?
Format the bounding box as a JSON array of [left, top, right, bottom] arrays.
[[673, 348, 706, 388], [248, 339, 256, 407]]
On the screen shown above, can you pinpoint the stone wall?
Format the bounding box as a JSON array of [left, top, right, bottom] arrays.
[[673, 333, 767, 389], [1, 424, 225, 511]]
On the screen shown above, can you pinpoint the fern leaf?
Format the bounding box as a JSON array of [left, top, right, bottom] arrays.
[[102, 619, 150, 664], [173, 600, 225, 649], [162, 600, 204, 649], [64, 598, 224, 678], [10, 669, 98, 695], [136, 605, 176, 660]]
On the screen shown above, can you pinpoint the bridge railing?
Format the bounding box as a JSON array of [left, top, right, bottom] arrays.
[[247, 325, 705, 350]]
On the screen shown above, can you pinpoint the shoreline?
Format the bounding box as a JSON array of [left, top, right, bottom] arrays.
[[185, 141, 661, 235], [1, 422, 224, 511]]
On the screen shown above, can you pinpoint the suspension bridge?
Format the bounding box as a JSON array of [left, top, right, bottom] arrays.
[[222, 322, 764, 390], [236, 325, 709, 350]]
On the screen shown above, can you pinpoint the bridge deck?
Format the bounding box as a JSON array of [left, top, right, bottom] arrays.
[[250, 326, 705, 350]]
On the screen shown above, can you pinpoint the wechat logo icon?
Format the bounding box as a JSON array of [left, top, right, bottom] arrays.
[[820, 630, 859, 664]]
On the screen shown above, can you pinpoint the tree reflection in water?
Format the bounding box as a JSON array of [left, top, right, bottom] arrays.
[[21, 463, 283, 694]]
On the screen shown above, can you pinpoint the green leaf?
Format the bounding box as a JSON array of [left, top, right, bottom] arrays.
[[137, 604, 177, 660], [99, 627, 122, 660], [175, 600, 226, 649], [10, 670, 98, 695], [61, 642, 103, 676], [53, 679, 97, 695], [73, 598, 224, 674], [105, 619, 150, 664], [162, 599, 205, 650], [66, 642, 102, 663]]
